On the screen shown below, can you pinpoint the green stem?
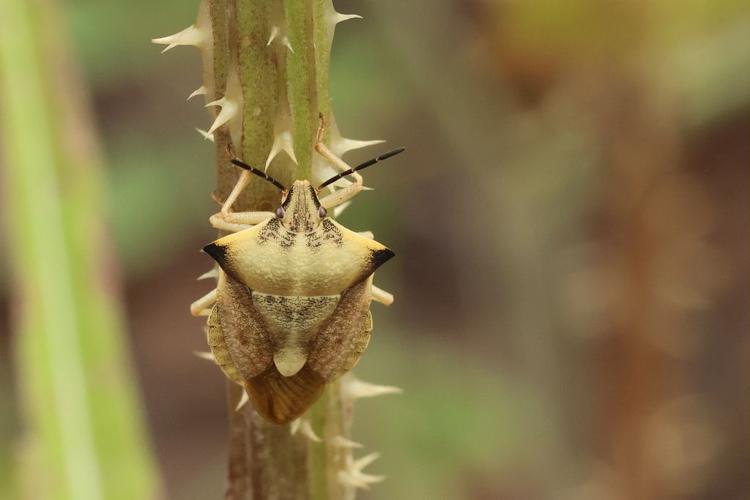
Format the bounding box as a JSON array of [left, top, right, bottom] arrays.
[[0, 0, 161, 499], [284, 0, 318, 179], [207, 0, 345, 498]]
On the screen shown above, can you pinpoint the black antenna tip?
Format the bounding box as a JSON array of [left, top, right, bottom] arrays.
[[317, 146, 406, 190], [378, 147, 406, 161]]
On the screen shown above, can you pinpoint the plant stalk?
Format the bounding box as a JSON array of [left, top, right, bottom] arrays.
[[206, 0, 348, 498]]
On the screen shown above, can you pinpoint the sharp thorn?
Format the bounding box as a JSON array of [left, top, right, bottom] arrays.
[[152, 25, 205, 52], [187, 85, 207, 101], [282, 36, 294, 53], [194, 351, 215, 361], [197, 268, 219, 280], [267, 26, 280, 46], [195, 128, 215, 142], [341, 375, 403, 400], [235, 389, 249, 411], [332, 435, 363, 449]]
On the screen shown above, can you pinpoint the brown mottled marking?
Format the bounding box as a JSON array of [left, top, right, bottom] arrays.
[[307, 278, 374, 380], [215, 274, 273, 379], [251, 293, 339, 376]]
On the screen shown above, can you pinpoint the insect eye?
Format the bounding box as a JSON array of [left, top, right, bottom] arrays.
[[318, 206, 327, 218], [275, 207, 285, 219]]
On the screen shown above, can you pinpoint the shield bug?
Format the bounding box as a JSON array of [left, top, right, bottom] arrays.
[[192, 142, 404, 424]]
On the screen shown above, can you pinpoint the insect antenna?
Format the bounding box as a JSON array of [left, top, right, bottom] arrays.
[[230, 159, 287, 191], [318, 147, 406, 189]]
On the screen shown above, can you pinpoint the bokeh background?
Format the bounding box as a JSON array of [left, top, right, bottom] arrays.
[[1, 0, 749, 499]]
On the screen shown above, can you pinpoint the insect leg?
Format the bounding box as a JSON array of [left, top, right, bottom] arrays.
[[314, 141, 365, 210], [190, 288, 217, 316], [209, 211, 273, 232], [207, 166, 275, 232], [371, 284, 394, 306], [221, 170, 251, 215], [208, 216, 253, 232]]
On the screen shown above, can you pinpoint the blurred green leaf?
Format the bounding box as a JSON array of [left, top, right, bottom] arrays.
[[0, 1, 161, 498]]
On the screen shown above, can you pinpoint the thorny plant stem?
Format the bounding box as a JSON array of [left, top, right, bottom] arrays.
[[207, 1, 346, 498]]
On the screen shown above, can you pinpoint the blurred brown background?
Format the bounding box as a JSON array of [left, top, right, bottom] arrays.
[[1, 0, 749, 499]]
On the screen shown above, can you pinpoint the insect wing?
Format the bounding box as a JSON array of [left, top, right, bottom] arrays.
[[215, 273, 274, 379], [307, 277, 374, 381], [244, 365, 326, 424], [206, 305, 243, 385]]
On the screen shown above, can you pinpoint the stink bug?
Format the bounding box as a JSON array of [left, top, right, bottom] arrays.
[[191, 130, 404, 424]]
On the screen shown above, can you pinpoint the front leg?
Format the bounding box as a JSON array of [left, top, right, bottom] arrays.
[[210, 158, 274, 232], [314, 116, 364, 210], [209, 210, 274, 232], [221, 170, 251, 215], [315, 141, 364, 210], [196, 172, 272, 315]]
